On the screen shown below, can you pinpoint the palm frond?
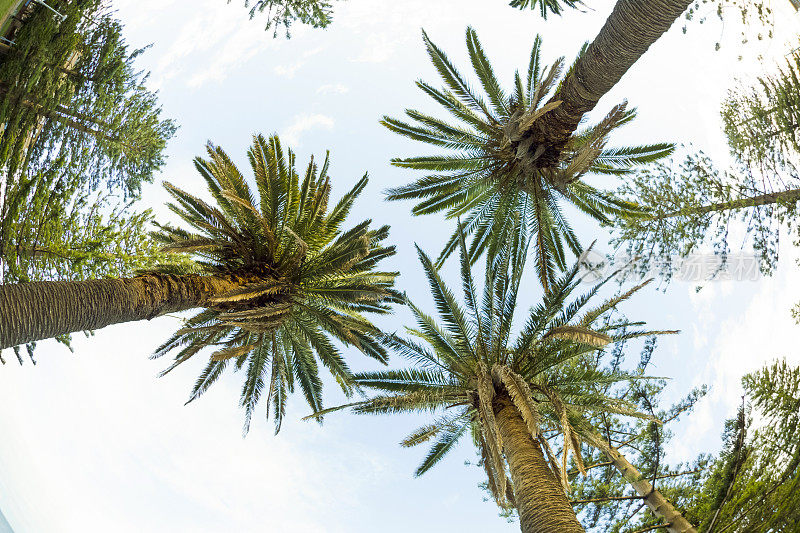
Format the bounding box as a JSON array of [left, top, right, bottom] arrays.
[[415, 420, 470, 476], [317, 239, 673, 511], [383, 29, 671, 287], [151, 134, 398, 432]]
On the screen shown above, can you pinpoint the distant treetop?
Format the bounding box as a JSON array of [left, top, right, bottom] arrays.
[[234, 0, 589, 37], [508, 0, 584, 19], [232, 0, 337, 37]]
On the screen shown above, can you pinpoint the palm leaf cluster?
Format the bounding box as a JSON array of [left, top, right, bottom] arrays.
[[315, 231, 673, 506], [508, 0, 583, 19], [150, 134, 401, 433], [383, 28, 673, 292]]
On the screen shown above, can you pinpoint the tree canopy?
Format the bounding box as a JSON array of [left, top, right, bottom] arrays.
[[384, 28, 671, 292], [232, 0, 337, 36], [0, 0, 176, 193], [612, 45, 800, 284], [0, 0, 176, 361], [151, 134, 401, 433], [573, 359, 800, 532]]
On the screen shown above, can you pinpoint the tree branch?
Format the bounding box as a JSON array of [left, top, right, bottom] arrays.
[[631, 523, 672, 533], [571, 495, 644, 504]]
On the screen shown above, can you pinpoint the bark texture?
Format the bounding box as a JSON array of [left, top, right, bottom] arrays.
[[0, 273, 241, 349], [494, 396, 585, 533], [583, 431, 697, 533], [660, 188, 800, 219], [535, 0, 692, 162]]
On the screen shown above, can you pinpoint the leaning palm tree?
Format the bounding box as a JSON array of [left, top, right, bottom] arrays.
[[0, 134, 400, 431], [384, 28, 672, 292], [535, 0, 692, 156], [312, 232, 694, 532]]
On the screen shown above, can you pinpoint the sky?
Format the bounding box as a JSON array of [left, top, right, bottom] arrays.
[[0, 510, 9, 533], [1, 0, 800, 531]]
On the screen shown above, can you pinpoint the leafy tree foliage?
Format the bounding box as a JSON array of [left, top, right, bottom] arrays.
[[572, 359, 800, 532], [0, 0, 176, 361], [723, 46, 800, 173], [611, 150, 800, 282], [317, 227, 679, 531], [0, 186, 169, 364], [566, 337, 708, 531], [0, 0, 176, 277], [232, 0, 336, 36], [682, 0, 776, 52], [384, 28, 671, 292], [233, 0, 587, 35], [691, 359, 800, 531], [613, 48, 800, 283], [508, 0, 584, 19], [2, 189, 164, 286], [0, 0, 176, 193], [150, 134, 400, 434]]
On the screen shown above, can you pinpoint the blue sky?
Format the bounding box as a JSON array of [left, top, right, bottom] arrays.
[[0, 509, 10, 533], [1, 0, 799, 531]]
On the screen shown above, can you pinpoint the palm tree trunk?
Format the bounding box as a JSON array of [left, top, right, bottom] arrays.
[[494, 396, 585, 533], [0, 168, 7, 285], [583, 431, 696, 533], [537, 0, 691, 161], [0, 273, 243, 349], [657, 188, 800, 219]]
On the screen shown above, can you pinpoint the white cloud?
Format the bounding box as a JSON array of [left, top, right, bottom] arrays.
[[350, 33, 398, 63], [186, 15, 279, 88], [113, 0, 180, 28], [121, 0, 282, 89], [317, 83, 349, 95], [282, 113, 335, 145], [670, 240, 800, 462], [274, 61, 305, 78], [0, 317, 390, 532], [303, 45, 325, 58]]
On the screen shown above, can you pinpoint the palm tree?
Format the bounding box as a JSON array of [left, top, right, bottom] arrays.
[[313, 232, 692, 532], [384, 28, 671, 292], [535, 0, 693, 158], [0, 134, 401, 431]]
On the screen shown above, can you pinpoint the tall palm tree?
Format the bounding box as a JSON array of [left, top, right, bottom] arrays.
[[313, 232, 692, 532], [384, 28, 672, 292], [0, 134, 401, 431], [534, 0, 692, 158]]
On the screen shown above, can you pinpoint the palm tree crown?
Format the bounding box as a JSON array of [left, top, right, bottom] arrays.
[[151, 134, 401, 433], [383, 28, 672, 292], [316, 231, 674, 529]]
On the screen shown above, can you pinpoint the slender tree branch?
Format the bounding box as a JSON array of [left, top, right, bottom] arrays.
[[707, 397, 747, 533], [568, 460, 613, 477], [631, 523, 672, 533], [652, 468, 703, 481], [571, 495, 644, 504]]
